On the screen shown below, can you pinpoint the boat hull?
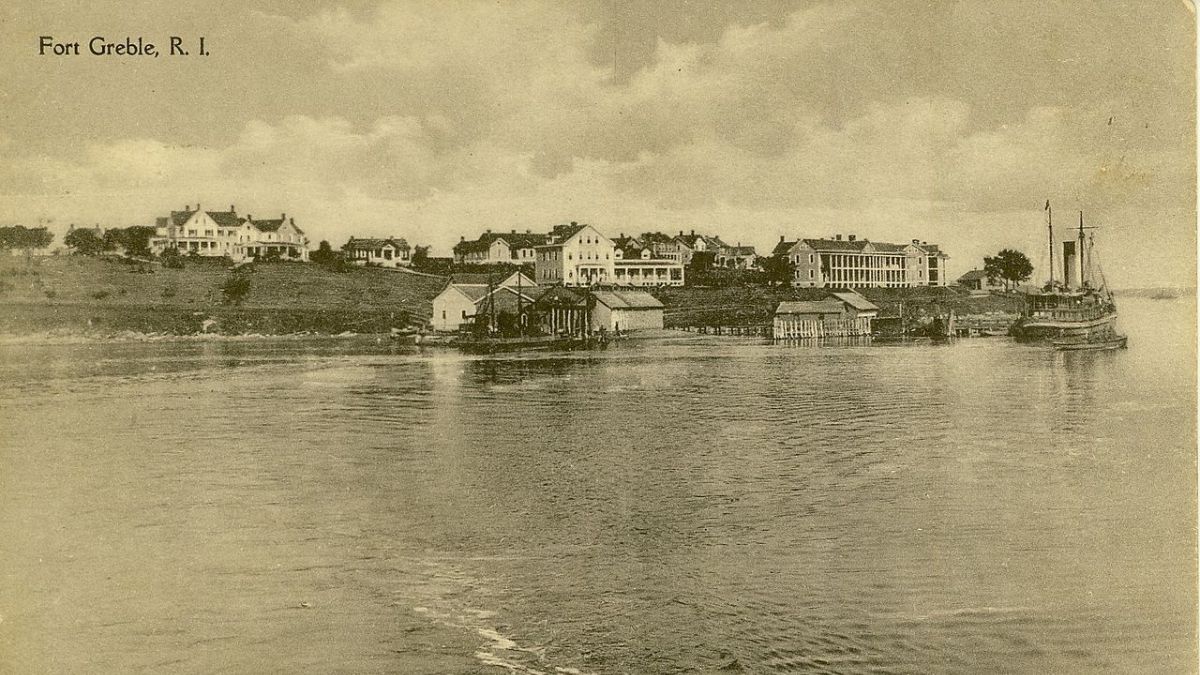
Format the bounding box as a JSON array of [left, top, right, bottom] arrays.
[[1010, 312, 1119, 343], [1053, 336, 1128, 351]]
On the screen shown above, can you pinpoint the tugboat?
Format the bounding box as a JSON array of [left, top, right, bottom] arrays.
[[1010, 201, 1126, 348]]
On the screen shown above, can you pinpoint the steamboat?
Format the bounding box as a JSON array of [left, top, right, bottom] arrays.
[[1010, 201, 1126, 349]]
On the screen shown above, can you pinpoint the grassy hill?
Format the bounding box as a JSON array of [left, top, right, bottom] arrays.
[[651, 284, 1023, 328], [0, 255, 447, 336]]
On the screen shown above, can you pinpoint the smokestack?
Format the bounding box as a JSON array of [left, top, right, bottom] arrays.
[[1062, 241, 1078, 289]]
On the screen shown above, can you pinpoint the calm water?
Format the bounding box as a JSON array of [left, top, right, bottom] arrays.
[[1, 298, 1195, 674]]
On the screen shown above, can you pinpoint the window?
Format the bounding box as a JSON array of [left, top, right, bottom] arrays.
[[809, 270, 814, 279], [442, 311, 446, 320], [809, 254, 814, 264], [461, 310, 467, 319]]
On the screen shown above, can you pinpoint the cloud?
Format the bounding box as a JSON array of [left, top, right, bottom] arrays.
[[0, 1, 1191, 287]]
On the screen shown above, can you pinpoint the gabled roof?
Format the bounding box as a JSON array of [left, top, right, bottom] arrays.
[[447, 271, 536, 288], [532, 285, 588, 307], [345, 237, 410, 251], [801, 238, 870, 252], [674, 233, 725, 249], [250, 218, 285, 233], [828, 291, 880, 312], [958, 269, 988, 281], [445, 284, 491, 303], [170, 210, 198, 227], [455, 231, 549, 254], [541, 222, 605, 247], [205, 211, 241, 228], [590, 290, 664, 310], [722, 245, 757, 256], [775, 300, 846, 315], [773, 240, 797, 256]]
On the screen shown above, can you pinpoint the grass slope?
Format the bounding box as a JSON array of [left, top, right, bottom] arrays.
[[0, 255, 447, 336]]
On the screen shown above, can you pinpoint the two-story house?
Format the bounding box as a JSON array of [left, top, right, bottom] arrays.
[[453, 230, 549, 265], [611, 234, 685, 287], [149, 203, 309, 261], [534, 222, 615, 287]]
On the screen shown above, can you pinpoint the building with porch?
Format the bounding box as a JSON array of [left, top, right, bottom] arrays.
[[149, 204, 309, 261], [534, 222, 615, 287], [612, 235, 685, 287], [343, 237, 411, 267], [453, 230, 548, 265], [775, 234, 948, 288]]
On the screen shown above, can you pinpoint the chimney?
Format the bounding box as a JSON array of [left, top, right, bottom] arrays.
[[779, 235, 784, 242], [922, 241, 927, 245], [281, 213, 286, 221], [196, 203, 200, 211], [848, 234, 856, 242], [526, 229, 531, 234], [230, 204, 235, 213], [912, 239, 919, 245], [486, 228, 492, 233], [835, 234, 842, 241], [571, 221, 578, 226], [460, 235, 465, 241], [691, 229, 695, 236], [1062, 241, 1078, 289], [679, 230, 684, 236], [185, 205, 190, 211]]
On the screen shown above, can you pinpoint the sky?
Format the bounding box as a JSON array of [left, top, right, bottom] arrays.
[[0, 0, 1194, 287]]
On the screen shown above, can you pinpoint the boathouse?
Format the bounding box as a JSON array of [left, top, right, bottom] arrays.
[[589, 290, 664, 332], [773, 292, 878, 338]]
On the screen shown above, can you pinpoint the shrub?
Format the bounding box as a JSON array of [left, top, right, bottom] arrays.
[[161, 286, 177, 299], [91, 290, 111, 300], [160, 248, 185, 269], [44, 288, 56, 299], [221, 274, 252, 305]]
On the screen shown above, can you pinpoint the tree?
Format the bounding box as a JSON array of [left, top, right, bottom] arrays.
[[639, 231, 675, 245], [983, 248, 1033, 291], [64, 228, 106, 255], [0, 225, 53, 252], [688, 250, 716, 272], [103, 226, 156, 257], [411, 244, 430, 267], [760, 254, 796, 287], [310, 240, 336, 265]]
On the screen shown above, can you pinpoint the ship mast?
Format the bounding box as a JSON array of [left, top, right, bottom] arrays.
[[1046, 200, 1054, 287], [1078, 211, 1087, 287]]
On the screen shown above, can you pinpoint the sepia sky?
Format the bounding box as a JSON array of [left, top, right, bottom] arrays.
[[0, 0, 1194, 286]]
